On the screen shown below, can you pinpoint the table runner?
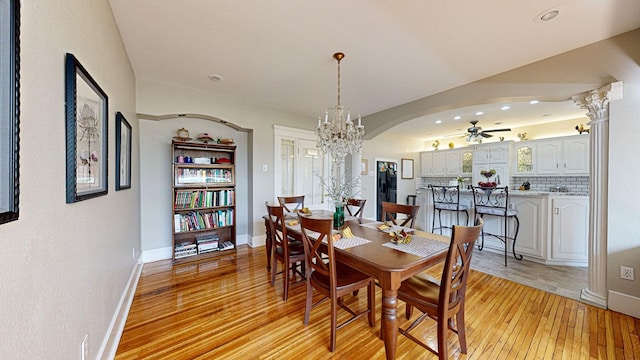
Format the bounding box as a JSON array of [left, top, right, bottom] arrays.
[[382, 235, 449, 258], [360, 221, 414, 235]]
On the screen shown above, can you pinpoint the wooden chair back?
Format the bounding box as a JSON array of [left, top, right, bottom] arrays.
[[345, 198, 366, 223], [277, 195, 305, 213], [381, 201, 420, 228], [265, 202, 289, 258]]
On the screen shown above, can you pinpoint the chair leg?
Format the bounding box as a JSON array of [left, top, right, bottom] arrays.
[[271, 256, 277, 285], [367, 281, 375, 327], [304, 280, 313, 325], [330, 296, 338, 352], [437, 314, 448, 360], [282, 261, 290, 301], [406, 304, 413, 319], [456, 309, 468, 354], [464, 210, 469, 226], [438, 210, 443, 235], [512, 216, 523, 260], [478, 215, 485, 251], [504, 215, 508, 266]]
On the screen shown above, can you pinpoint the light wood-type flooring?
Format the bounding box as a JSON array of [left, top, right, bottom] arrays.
[[115, 246, 639, 359]]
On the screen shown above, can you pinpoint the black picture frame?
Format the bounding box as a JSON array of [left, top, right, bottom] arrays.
[[65, 53, 108, 203], [115, 112, 132, 190], [0, 0, 20, 224]]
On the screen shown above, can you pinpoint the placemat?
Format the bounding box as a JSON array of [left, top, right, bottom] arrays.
[[382, 236, 449, 258], [322, 236, 371, 250], [360, 221, 414, 234]]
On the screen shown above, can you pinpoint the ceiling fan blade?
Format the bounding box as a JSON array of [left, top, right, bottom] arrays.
[[480, 133, 493, 138], [482, 128, 511, 133]]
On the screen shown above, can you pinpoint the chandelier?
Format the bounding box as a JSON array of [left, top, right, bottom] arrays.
[[316, 52, 365, 163]]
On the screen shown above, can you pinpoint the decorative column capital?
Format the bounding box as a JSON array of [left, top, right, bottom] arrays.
[[571, 82, 622, 124]]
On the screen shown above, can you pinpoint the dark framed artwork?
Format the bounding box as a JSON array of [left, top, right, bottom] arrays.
[[65, 53, 108, 203], [0, 0, 20, 224], [115, 112, 131, 190]]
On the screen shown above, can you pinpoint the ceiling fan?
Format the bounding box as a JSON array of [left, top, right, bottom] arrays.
[[464, 120, 511, 143]]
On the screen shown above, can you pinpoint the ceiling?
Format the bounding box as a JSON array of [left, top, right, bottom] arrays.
[[109, 1, 640, 140]]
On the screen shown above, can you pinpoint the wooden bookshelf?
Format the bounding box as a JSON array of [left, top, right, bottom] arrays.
[[171, 140, 237, 263]]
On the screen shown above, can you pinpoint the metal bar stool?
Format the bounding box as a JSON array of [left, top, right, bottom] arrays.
[[428, 184, 469, 235], [470, 185, 522, 266]]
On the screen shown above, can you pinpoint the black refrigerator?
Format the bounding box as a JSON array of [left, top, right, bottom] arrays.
[[376, 161, 397, 221]]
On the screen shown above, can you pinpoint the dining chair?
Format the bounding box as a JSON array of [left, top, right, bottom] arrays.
[[381, 201, 420, 228], [298, 214, 375, 352], [397, 217, 484, 360], [428, 184, 469, 235], [265, 202, 306, 301], [277, 195, 305, 214], [345, 198, 366, 223], [470, 185, 522, 266]]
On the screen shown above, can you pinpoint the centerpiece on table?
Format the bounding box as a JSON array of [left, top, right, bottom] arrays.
[[478, 169, 497, 188], [316, 171, 360, 229]]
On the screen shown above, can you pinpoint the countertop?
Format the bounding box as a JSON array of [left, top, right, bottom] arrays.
[[417, 187, 589, 197]]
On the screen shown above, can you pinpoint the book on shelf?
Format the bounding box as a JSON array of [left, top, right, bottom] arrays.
[[220, 241, 234, 251]]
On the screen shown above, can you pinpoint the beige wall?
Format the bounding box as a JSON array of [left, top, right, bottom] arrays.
[[0, 0, 139, 359]]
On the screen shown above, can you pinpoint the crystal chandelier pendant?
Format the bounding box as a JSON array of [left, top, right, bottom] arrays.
[[316, 52, 364, 163]]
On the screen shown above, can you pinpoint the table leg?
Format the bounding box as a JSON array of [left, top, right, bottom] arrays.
[[381, 288, 398, 360]]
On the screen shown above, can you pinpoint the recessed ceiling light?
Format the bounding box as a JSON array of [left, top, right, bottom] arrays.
[[435, 120, 442, 124], [534, 6, 564, 23], [208, 74, 224, 82], [529, 100, 539, 104], [501, 106, 510, 111], [475, 111, 484, 116], [453, 116, 461, 120]]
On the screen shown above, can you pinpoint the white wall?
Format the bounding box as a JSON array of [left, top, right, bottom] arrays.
[[0, 1, 139, 359], [139, 117, 248, 256], [607, 83, 640, 304]]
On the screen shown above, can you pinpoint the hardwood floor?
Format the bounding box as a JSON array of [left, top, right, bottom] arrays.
[[115, 246, 640, 359]]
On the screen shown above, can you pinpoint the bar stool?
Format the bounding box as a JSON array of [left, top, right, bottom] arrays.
[[428, 184, 469, 235], [470, 185, 522, 266]]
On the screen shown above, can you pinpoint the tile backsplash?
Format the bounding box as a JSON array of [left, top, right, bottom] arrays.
[[418, 176, 589, 193]]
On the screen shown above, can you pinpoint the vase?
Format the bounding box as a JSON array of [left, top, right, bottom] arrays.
[[333, 205, 345, 229]]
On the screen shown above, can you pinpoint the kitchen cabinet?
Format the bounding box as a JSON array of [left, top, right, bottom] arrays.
[[550, 197, 589, 265], [534, 136, 589, 176], [420, 151, 434, 176], [512, 195, 547, 259], [514, 143, 535, 175], [432, 151, 447, 176], [445, 150, 462, 175], [415, 189, 429, 231], [460, 150, 473, 176], [472, 142, 512, 186]]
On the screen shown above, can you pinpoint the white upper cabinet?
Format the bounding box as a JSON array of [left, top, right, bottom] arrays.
[[514, 143, 536, 176], [432, 151, 447, 176], [530, 136, 589, 176], [420, 151, 434, 177], [445, 150, 461, 176], [473, 142, 510, 164]]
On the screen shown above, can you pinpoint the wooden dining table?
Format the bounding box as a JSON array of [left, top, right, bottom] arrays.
[[264, 210, 450, 360]]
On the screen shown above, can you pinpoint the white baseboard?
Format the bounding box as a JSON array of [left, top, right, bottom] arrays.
[[608, 290, 640, 319], [97, 257, 143, 359], [249, 234, 267, 248]]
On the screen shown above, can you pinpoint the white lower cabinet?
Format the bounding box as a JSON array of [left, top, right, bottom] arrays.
[[550, 197, 589, 265], [512, 196, 547, 259]]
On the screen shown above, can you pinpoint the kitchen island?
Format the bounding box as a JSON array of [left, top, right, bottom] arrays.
[[415, 187, 589, 266]]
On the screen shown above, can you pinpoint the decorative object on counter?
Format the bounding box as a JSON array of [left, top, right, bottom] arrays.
[[517, 132, 528, 141], [432, 140, 440, 150], [457, 176, 468, 188], [448, 142, 454, 149], [519, 181, 531, 190], [575, 124, 590, 134], [478, 169, 497, 188], [316, 52, 364, 163], [499, 136, 505, 141], [196, 132, 215, 143], [174, 127, 191, 141]]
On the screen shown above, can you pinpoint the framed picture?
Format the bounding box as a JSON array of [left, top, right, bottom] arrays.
[[65, 53, 109, 203], [401, 158, 414, 179], [360, 159, 368, 175], [0, 0, 20, 224], [115, 112, 132, 190]]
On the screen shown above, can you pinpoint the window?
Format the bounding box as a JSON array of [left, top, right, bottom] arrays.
[[0, 0, 19, 224]]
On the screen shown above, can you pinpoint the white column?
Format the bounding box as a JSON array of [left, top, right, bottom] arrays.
[[571, 82, 622, 308]]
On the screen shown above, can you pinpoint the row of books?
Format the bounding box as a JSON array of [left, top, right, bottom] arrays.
[[175, 168, 232, 185], [173, 209, 234, 233], [174, 237, 235, 258], [174, 189, 235, 209]]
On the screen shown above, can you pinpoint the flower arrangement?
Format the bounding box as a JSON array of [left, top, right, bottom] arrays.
[[315, 171, 361, 206]]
